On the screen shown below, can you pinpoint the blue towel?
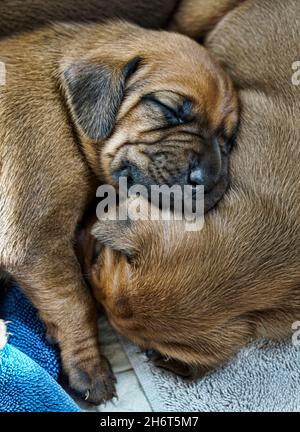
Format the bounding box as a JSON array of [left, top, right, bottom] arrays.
[[0, 284, 80, 412]]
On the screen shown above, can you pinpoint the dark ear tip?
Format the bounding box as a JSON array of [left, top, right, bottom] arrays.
[[124, 56, 141, 79], [63, 56, 141, 142]]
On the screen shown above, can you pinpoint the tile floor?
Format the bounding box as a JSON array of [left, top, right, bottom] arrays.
[[74, 316, 152, 412]]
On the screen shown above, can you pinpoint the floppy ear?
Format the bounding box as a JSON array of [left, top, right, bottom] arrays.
[[62, 56, 140, 141]]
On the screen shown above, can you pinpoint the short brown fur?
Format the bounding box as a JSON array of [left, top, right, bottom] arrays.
[[87, 0, 300, 377], [0, 3, 237, 402], [0, 0, 178, 37]]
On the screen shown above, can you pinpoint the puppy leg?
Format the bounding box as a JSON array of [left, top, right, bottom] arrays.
[[169, 0, 245, 39], [15, 248, 116, 404]]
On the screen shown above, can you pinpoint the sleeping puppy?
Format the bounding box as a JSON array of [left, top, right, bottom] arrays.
[[85, 0, 300, 378], [0, 20, 238, 403]]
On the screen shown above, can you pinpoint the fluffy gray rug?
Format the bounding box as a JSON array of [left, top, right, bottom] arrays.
[[121, 338, 300, 412]]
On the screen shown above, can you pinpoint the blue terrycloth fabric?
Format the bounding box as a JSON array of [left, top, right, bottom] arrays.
[[0, 284, 80, 412]]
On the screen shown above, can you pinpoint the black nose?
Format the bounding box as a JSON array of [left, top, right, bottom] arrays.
[[189, 168, 206, 185], [189, 138, 222, 192], [189, 165, 221, 192]]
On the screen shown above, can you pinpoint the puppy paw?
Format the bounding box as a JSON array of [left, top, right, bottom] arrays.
[[68, 356, 117, 405]]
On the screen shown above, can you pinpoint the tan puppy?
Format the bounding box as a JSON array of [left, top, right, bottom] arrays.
[[0, 17, 238, 403], [87, 0, 300, 377]]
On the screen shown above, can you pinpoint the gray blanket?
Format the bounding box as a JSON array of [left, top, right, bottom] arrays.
[[122, 338, 300, 412]]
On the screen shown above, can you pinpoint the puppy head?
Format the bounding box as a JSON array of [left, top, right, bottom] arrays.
[[61, 22, 238, 211]]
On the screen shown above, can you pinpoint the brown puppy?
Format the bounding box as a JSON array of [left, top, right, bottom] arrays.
[[87, 0, 300, 377], [0, 0, 178, 37], [0, 19, 237, 403]]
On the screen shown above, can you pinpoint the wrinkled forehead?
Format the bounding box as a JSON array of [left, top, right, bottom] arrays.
[[134, 63, 220, 98], [119, 61, 225, 128]]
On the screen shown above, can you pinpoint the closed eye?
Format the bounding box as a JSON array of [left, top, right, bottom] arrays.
[[142, 95, 185, 127]]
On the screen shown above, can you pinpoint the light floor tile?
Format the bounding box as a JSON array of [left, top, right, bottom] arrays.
[[75, 316, 152, 412], [98, 370, 152, 412]]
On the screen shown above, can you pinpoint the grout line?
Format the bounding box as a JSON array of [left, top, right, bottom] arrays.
[[118, 335, 154, 412]]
